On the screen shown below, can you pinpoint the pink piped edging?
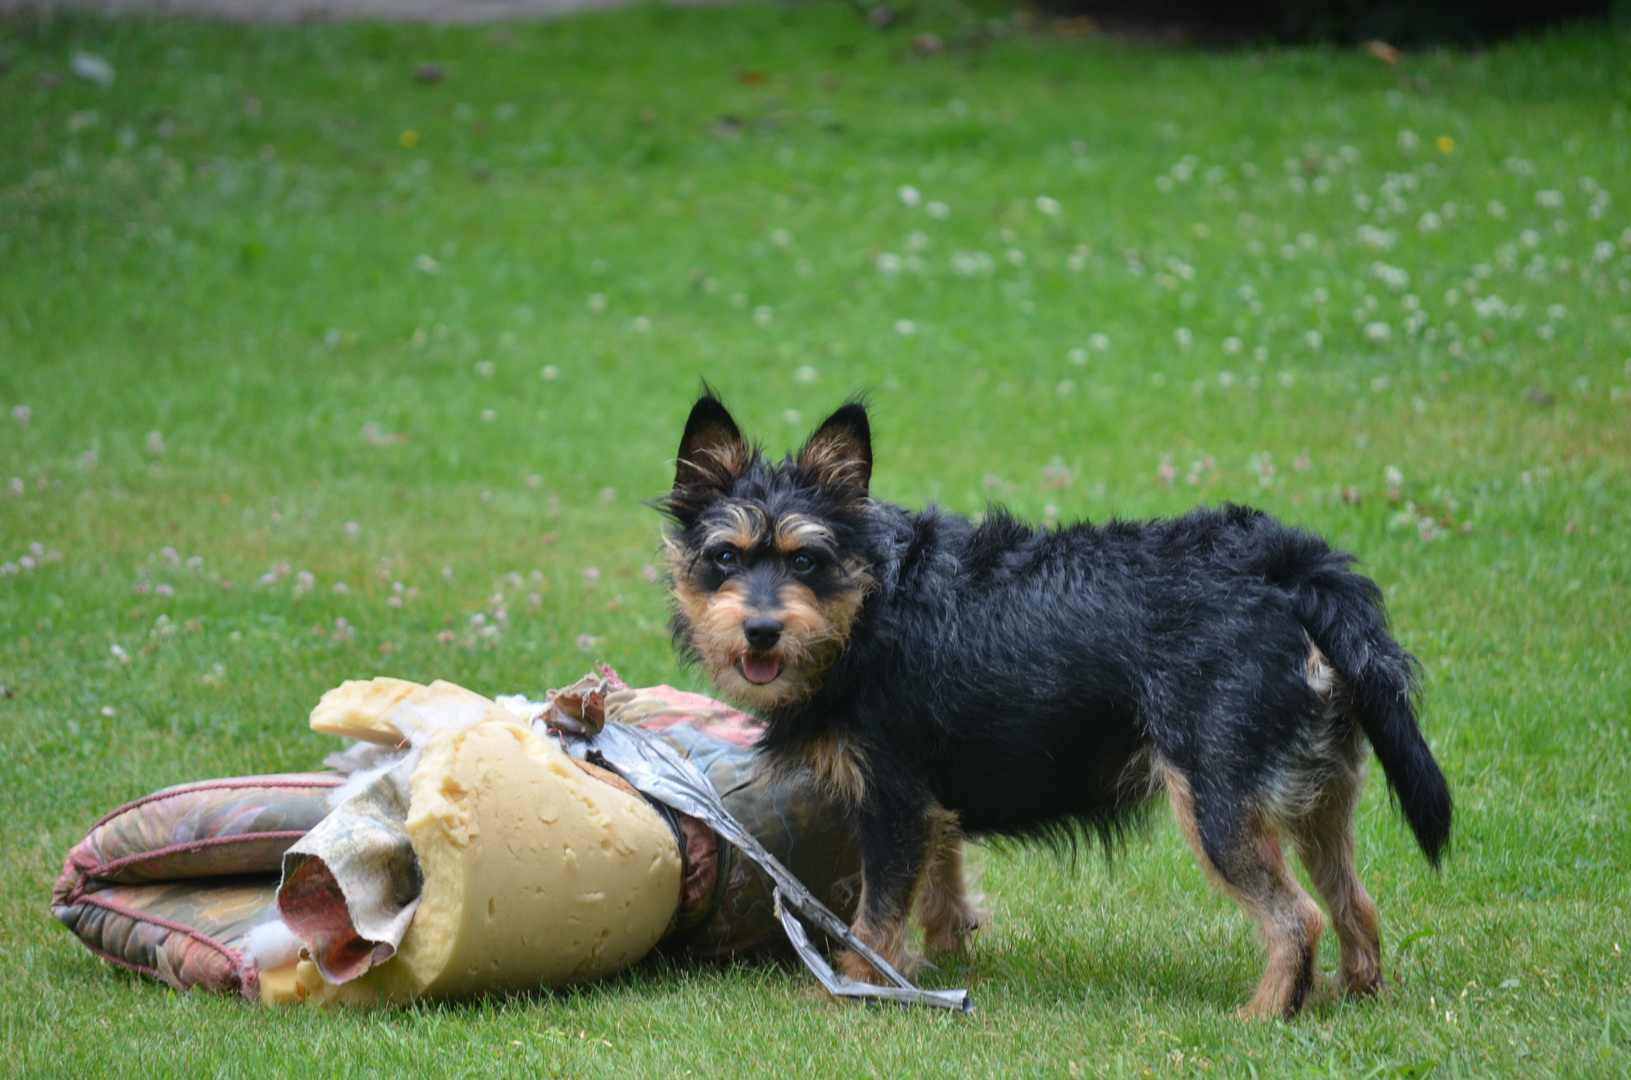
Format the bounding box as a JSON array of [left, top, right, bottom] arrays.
[[81, 774, 341, 833], [67, 830, 312, 885], [66, 892, 259, 1000]]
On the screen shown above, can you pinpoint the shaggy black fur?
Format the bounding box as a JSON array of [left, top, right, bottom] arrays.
[[660, 393, 1452, 1016]]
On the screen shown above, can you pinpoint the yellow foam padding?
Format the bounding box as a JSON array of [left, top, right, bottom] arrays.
[[309, 716, 683, 1004], [309, 678, 505, 744]]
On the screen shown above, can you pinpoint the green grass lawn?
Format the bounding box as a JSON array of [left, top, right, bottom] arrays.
[[2, 4, 1629, 1075]]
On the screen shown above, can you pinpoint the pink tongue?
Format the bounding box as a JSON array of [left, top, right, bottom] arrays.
[[741, 655, 782, 685]]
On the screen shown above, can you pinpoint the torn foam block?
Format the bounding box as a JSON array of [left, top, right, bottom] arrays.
[[309, 715, 682, 1004]]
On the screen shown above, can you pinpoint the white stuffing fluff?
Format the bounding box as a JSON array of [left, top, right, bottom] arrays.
[[321, 699, 492, 809], [495, 694, 548, 723], [244, 919, 304, 972]]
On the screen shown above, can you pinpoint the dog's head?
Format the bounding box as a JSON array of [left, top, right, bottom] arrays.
[[659, 393, 879, 711]]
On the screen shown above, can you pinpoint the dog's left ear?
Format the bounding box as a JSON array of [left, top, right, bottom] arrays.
[[798, 402, 872, 491]]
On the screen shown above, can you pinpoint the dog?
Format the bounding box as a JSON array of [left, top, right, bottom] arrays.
[[659, 393, 1451, 1018]]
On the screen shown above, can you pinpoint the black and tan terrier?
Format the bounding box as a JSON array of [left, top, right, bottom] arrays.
[[659, 393, 1451, 1019]]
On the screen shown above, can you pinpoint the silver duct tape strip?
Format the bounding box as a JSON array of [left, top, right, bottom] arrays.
[[574, 722, 972, 1013], [774, 893, 973, 1011]]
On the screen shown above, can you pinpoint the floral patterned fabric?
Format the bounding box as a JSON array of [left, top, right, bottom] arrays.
[[60, 774, 341, 885]]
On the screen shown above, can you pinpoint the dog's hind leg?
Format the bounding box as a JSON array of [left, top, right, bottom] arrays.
[[1288, 767, 1384, 1000], [1164, 766, 1326, 1019], [915, 805, 985, 955]]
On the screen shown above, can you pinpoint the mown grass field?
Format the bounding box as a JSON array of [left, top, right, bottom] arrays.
[[2, 4, 1629, 1076]]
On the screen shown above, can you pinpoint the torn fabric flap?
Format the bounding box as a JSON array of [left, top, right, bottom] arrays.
[[568, 721, 972, 1013], [277, 774, 423, 984]]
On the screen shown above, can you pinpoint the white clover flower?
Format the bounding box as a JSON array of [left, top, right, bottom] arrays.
[[1068, 348, 1088, 366], [11, 405, 30, 425], [146, 431, 165, 455], [1548, 303, 1568, 320], [414, 254, 439, 274], [876, 252, 903, 275], [9, 478, 22, 497], [753, 305, 774, 327], [1487, 200, 1509, 220], [1418, 211, 1442, 233], [1305, 330, 1324, 350], [898, 184, 921, 207], [1356, 224, 1395, 251], [925, 201, 950, 219], [770, 228, 792, 248], [1364, 322, 1392, 343], [783, 408, 802, 425], [1222, 337, 1243, 354], [540, 365, 559, 380], [1535, 189, 1564, 209], [1371, 262, 1409, 291], [894, 319, 917, 337], [1035, 195, 1061, 216], [587, 293, 607, 313], [1056, 380, 1075, 397], [1174, 327, 1193, 350], [794, 365, 819, 385], [632, 315, 651, 333], [1089, 333, 1110, 351], [1397, 130, 1420, 153]]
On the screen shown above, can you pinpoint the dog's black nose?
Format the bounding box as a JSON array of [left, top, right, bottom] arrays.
[[743, 616, 784, 651]]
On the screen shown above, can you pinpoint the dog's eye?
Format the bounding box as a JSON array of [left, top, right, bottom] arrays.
[[790, 553, 815, 574], [713, 549, 739, 570]]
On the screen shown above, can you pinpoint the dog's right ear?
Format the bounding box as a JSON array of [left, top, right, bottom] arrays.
[[674, 394, 747, 494]]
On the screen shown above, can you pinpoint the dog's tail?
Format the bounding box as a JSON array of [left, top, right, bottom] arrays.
[[1254, 519, 1451, 866]]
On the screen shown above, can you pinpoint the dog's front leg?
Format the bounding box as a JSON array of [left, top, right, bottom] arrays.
[[838, 797, 930, 984]]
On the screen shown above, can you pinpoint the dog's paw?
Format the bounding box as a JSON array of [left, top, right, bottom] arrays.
[[922, 904, 987, 955]]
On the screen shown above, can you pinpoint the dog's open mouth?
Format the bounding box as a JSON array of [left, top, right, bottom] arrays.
[[739, 654, 782, 685]]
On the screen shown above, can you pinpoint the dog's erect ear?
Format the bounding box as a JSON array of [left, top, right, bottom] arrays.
[[797, 402, 872, 491], [675, 394, 747, 492]]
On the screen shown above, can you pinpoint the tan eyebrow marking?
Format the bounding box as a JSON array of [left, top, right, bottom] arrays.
[[702, 502, 769, 553], [774, 514, 835, 554]]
